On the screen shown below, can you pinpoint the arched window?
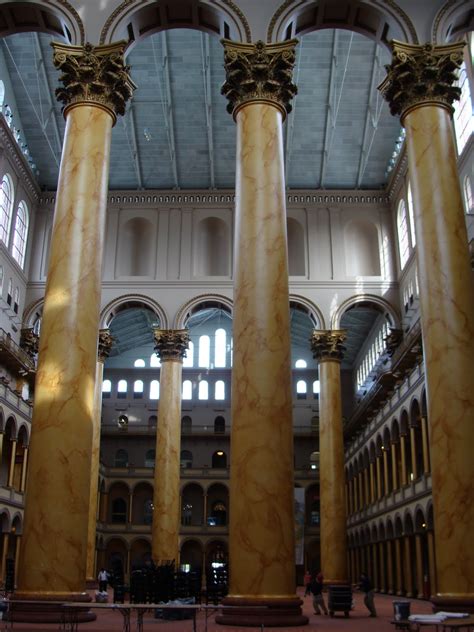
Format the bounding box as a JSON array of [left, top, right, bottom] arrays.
[[313, 380, 320, 395], [295, 359, 307, 368], [150, 353, 161, 367], [149, 380, 160, 399], [102, 379, 112, 395], [12, 201, 29, 268], [214, 416, 225, 433], [182, 380, 192, 400], [117, 379, 127, 397], [397, 200, 410, 269], [198, 380, 209, 400], [114, 449, 128, 467], [181, 416, 192, 432], [111, 498, 127, 523], [183, 340, 194, 367], [215, 328, 226, 367], [407, 184, 416, 247], [212, 450, 227, 468], [215, 380, 225, 400], [464, 175, 473, 214], [209, 500, 227, 526], [134, 358, 145, 367], [453, 62, 473, 155], [198, 335, 210, 367], [180, 449, 193, 468], [133, 380, 144, 397], [145, 449, 155, 468], [0, 174, 14, 245], [296, 380, 307, 399]]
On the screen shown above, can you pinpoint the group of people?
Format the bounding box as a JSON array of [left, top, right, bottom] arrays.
[[303, 570, 377, 618]]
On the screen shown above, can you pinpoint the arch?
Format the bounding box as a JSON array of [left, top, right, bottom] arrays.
[[181, 482, 205, 526], [180, 538, 204, 572], [174, 294, 233, 329], [0, 173, 14, 246], [211, 450, 227, 468], [100, 0, 251, 47], [331, 294, 400, 329], [289, 295, 325, 330], [131, 483, 154, 524], [11, 512, 22, 535], [100, 294, 168, 329], [267, 0, 418, 45], [0, 510, 11, 533], [0, 1, 84, 44], [344, 219, 381, 276], [195, 216, 231, 276], [12, 200, 29, 269], [130, 538, 152, 570], [432, 0, 474, 43], [22, 297, 44, 328]]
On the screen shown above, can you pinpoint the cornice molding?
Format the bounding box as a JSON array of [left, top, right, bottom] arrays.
[[0, 120, 41, 202]]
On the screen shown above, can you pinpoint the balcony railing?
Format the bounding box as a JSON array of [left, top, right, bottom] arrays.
[[101, 423, 318, 436], [0, 328, 36, 372]]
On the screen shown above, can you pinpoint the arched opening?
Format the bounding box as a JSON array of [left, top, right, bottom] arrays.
[[116, 217, 155, 277], [287, 217, 306, 276], [211, 450, 227, 468], [195, 216, 230, 276], [344, 219, 381, 276]]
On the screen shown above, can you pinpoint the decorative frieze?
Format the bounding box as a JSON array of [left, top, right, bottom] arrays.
[[311, 330, 346, 362], [52, 41, 136, 121], [153, 329, 189, 362], [98, 329, 114, 363], [221, 39, 298, 118], [379, 41, 465, 120]]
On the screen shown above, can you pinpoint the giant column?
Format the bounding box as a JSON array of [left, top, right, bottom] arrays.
[[380, 41, 474, 612], [86, 329, 114, 585], [14, 42, 135, 614], [311, 331, 348, 585], [217, 40, 306, 627], [151, 329, 189, 565]]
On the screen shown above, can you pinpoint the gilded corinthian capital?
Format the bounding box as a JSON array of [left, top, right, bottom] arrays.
[[378, 41, 465, 120], [98, 329, 114, 363], [221, 39, 298, 119], [51, 41, 136, 122], [311, 330, 346, 362], [153, 329, 190, 362]]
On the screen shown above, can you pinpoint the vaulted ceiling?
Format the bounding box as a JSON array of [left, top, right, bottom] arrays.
[[1, 26, 401, 192]]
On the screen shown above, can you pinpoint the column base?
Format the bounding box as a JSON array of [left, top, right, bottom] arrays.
[[215, 596, 308, 627], [6, 591, 96, 623], [431, 593, 474, 614]]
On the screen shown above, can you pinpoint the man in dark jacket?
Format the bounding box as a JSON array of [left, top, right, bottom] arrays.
[[358, 572, 377, 617]]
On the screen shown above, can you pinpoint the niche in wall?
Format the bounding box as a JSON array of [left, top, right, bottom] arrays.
[[195, 216, 230, 276], [116, 216, 155, 277], [344, 218, 381, 276], [287, 217, 306, 276]]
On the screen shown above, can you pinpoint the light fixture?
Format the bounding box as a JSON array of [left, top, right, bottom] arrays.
[[217, 451, 224, 456]]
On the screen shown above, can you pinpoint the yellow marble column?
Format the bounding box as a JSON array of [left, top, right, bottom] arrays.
[[14, 535, 21, 588], [151, 330, 189, 565], [86, 330, 114, 585], [400, 434, 408, 486], [395, 538, 403, 596], [404, 536, 413, 597], [376, 454, 382, 499], [0, 533, 8, 583], [369, 460, 375, 503], [311, 331, 348, 585], [7, 439, 17, 488], [387, 540, 394, 594], [218, 39, 306, 627], [427, 531, 437, 597], [409, 426, 418, 480], [364, 468, 370, 508], [391, 442, 399, 491], [382, 448, 390, 495], [415, 534, 424, 598], [15, 42, 135, 607], [19, 447, 28, 493], [381, 40, 474, 611], [379, 541, 386, 593]]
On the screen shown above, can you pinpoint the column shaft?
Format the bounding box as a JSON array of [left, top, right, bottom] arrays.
[[421, 417, 430, 474], [400, 435, 408, 486], [415, 534, 424, 598], [427, 531, 437, 597], [152, 358, 184, 564], [395, 538, 403, 596], [16, 103, 113, 599], [19, 447, 28, 493], [7, 440, 17, 488], [409, 427, 418, 480], [405, 103, 474, 602], [404, 536, 413, 597], [391, 443, 399, 490]]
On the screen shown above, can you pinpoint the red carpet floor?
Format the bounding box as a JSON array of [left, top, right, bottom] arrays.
[[2, 589, 434, 631]]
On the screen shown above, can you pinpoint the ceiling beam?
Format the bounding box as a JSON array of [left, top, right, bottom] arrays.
[[200, 33, 215, 189], [355, 43, 382, 187], [123, 103, 143, 189]]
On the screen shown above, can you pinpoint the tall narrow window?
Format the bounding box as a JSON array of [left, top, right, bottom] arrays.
[[102, 379, 112, 394], [198, 335, 210, 367], [313, 380, 320, 395], [12, 201, 29, 268], [453, 62, 473, 155], [198, 380, 209, 400], [117, 379, 127, 397], [296, 380, 307, 399], [215, 380, 225, 400], [0, 175, 14, 246], [7, 278, 12, 306], [182, 380, 192, 400], [407, 184, 416, 247], [13, 287, 19, 313], [464, 176, 473, 214], [215, 329, 226, 367], [149, 380, 160, 400], [134, 380, 144, 397], [183, 340, 194, 367], [150, 353, 161, 367], [397, 200, 410, 269]]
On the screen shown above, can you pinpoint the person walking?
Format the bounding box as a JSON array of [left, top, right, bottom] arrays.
[[311, 572, 329, 615], [98, 568, 109, 592], [358, 572, 377, 617], [304, 569, 312, 597]]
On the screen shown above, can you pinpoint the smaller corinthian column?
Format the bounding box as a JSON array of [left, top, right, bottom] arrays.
[[86, 329, 114, 586], [151, 329, 189, 565], [311, 330, 348, 585], [380, 41, 474, 613]]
